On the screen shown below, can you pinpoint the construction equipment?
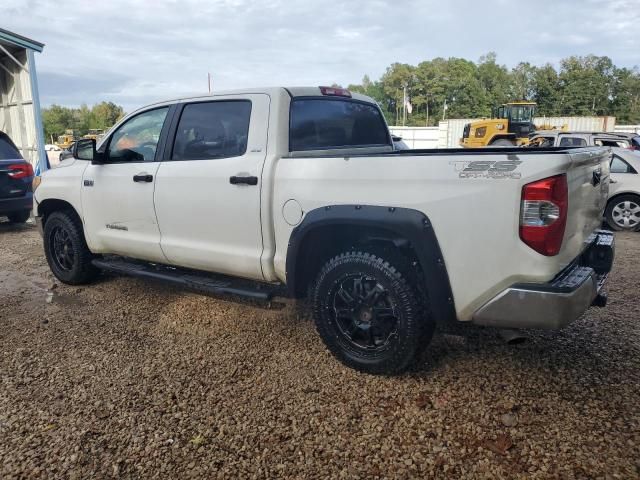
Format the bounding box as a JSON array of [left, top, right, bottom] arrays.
[[55, 129, 76, 149], [460, 101, 539, 147], [83, 129, 105, 142]]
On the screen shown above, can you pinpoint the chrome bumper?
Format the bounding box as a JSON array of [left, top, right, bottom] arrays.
[[473, 231, 615, 330]]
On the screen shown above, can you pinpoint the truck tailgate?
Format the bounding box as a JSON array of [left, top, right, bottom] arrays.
[[560, 148, 610, 262]]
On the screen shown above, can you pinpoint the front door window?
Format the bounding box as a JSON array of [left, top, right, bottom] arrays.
[[106, 107, 169, 163]]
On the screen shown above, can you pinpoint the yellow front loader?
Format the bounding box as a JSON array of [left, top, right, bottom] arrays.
[[460, 102, 538, 147], [55, 130, 77, 150]]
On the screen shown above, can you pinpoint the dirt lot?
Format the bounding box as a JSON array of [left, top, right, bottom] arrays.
[[0, 222, 638, 479]]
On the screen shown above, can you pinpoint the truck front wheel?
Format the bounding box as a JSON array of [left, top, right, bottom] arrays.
[[43, 210, 98, 285], [310, 251, 431, 375]]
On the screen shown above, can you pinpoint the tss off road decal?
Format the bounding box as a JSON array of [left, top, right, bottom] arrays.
[[450, 160, 523, 179]]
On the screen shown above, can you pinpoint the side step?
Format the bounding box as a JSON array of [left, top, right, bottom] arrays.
[[92, 257, 285, 301]]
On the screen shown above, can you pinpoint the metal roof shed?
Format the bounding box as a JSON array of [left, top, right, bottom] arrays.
[[0, 28, 47, 173]]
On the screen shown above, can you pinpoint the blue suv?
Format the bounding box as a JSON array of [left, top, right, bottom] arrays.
[[0, 131, 33, 223]]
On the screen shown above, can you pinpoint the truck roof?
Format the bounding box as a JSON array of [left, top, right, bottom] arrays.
[[134, 87, 378, 114], [533, 130, 629, 137]]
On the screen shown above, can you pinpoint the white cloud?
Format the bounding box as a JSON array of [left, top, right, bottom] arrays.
[[4, 0, 639, 112]]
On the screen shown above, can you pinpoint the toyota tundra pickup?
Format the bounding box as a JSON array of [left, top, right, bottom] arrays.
[[33, 86, 615, 374]]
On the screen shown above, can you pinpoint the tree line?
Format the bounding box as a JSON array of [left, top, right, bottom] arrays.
[[347, 53, 640, 126], [42, 102, 125, 143]]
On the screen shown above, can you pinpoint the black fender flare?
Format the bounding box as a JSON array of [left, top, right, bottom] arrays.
[[285, 205, 457, 324]]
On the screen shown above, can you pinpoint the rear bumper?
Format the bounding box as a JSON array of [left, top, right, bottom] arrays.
[[0, 193, 32, 215], [472, 230, 615, 330]]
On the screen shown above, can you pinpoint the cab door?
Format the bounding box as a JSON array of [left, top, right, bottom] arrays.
[[153, 94, 269, 280], [81, 106, 172, 262]]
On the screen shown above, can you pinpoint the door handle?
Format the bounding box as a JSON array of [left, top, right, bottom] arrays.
[[229, 175, 258, 186], [133, 174, 153, 183]]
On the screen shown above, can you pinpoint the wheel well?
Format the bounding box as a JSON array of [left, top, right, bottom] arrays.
[[607, 192, 640, 207], [291, 224, 420, 298], [38, 199, 79, 224]]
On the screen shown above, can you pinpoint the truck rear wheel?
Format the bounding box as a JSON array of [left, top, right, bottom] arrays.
[[43, 210, 98, 284], [310, 251, 431, 375]]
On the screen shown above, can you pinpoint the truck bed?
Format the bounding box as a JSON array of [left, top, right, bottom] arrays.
[[272, 146, 611, 320]]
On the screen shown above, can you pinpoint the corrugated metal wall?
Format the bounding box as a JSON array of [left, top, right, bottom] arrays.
[[0, 47, 39, 166], [391, 116, 620, 148], [388, 126, 440, 149], [615, 125, 640, 134]]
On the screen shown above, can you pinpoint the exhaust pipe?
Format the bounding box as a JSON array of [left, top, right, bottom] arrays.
[[498, 329, 528, 344]]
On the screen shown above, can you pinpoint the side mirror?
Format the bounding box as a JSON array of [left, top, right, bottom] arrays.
[[73, 138, 104, 164], [73, 138, 95, 161]]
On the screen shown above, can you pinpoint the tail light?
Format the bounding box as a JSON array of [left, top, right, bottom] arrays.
[[519, 174, 568, 256], [319, 86, 352, 97], [7, 163, 34, 180]]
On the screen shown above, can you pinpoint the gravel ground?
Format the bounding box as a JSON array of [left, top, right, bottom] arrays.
[[1, 221, 638, 479]]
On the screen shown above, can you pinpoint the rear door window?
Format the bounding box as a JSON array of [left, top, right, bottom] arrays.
[[290, 99, 390, 151], [558, 136, 587, 147], [595, 138, 628, 148], [0, 133, 22, 160], [172, 101, 252, 160]]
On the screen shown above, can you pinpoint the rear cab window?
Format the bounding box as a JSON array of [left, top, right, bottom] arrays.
[[289, 98, 390, 152], [558, 136, 587, 147]]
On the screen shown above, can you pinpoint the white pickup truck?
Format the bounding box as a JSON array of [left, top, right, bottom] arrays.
[[34, 86, 615, 374]]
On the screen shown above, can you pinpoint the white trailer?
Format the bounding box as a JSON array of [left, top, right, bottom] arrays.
[[0, 28, 46, 173]]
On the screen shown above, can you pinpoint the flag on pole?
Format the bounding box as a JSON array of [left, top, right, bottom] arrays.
[[405, 96, 413, 115]]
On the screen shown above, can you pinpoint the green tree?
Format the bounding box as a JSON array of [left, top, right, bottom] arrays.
[[477, 52, 510, 114], [610, 67, 640, 124], [558, 55, 615, 115], [531, 64, 560, 116], [345, 52, 638, 126], [41, 102, 126, 142], [510, 62, 537, 101], [90, 102, 125, 130], [41, 105, 73, 142], [380, 63, 416, 125]]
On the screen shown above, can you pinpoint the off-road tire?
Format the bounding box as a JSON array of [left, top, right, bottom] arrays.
[[311, 250, 433, 375], [43, 210, 98, 284], [7, 209, 30, 223]]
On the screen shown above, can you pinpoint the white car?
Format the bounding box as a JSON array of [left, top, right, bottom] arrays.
[[605, 148, 640, 231], [33, 86, 614, 374], [44, 144, 61, 152]]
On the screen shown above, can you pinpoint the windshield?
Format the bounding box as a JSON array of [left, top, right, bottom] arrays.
[[509, 105, 535, 122]]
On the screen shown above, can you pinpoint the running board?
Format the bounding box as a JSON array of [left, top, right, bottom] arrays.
[[91, 257, 285, 301]]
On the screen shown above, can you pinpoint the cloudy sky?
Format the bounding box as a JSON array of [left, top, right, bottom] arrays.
[[4, 0, 639, 112]]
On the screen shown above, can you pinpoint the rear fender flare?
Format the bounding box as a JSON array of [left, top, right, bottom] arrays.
[[285, 205, 457, 324]]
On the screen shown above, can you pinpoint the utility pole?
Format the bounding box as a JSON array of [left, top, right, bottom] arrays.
[[208, 73, 212, 93], [426, 94, 430, 127], [402, 85, 407, 126], [442, 99, 447, 121]]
